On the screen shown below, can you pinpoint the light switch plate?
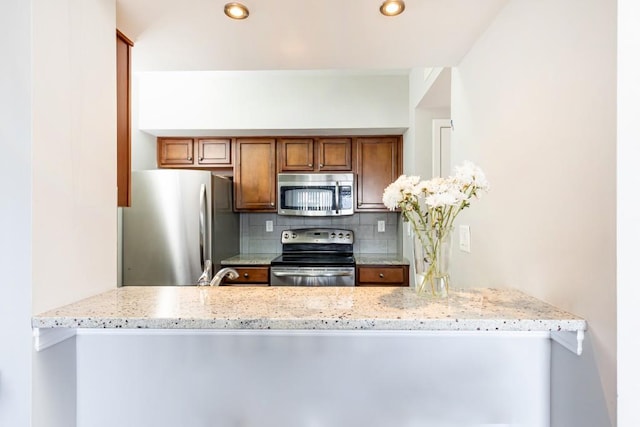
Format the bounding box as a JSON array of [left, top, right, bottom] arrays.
[[459, 225, 471, 253], [266, 220, 273, 232], [377, 220, 385, 232]]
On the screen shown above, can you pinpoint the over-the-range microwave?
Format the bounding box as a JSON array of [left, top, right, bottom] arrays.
[[277, 173, 354, 216]]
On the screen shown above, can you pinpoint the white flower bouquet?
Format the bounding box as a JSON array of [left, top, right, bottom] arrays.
[[382, 161, 489, 296]]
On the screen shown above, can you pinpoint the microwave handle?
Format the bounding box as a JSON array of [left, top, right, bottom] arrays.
[[334, 182, 340, 214]]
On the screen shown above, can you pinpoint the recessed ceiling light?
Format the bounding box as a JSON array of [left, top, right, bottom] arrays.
[[380, 0, 405, 17], [224, 2, 249, 20]]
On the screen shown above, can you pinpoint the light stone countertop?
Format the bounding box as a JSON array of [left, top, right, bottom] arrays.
[[221, 253, 279, 265], [32, 286, 586, 332], [355, 254, 410, 265]]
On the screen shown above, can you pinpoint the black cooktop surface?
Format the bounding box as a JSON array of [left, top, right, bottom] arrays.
[[270, 253, 355, 266]]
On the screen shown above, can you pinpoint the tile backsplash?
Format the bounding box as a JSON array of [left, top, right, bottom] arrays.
[[240, 212, 401, 254]]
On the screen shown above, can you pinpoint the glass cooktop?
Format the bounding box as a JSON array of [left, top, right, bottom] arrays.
[[270, 253, 355, 266]]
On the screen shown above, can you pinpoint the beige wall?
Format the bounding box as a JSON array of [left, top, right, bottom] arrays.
[[32, 0, 117, 314], [450, 0, 616, 422]]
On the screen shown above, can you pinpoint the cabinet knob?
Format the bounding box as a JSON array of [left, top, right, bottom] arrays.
[[243, 273, 249, 278], [308, 163, 312, 167], [270, 202, 275, 207], [199, 157, 203, 161], [379, 273, 384, 278], [319, 163, 324, 168], [187, 156, 192, 161]]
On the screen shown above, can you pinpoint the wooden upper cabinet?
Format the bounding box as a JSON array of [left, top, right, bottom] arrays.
[[197, 138, 232, 166], [157, 138, 232, 169], [317, 138, 352, 171], [153, 134, 402, 213], [278, 138, 314, 171], [116, 30, 133, 207], [157, 138, 195, 166], [278, 137, 352, 172], [234, 138, 277, 212], [355, 136, 402, 211]]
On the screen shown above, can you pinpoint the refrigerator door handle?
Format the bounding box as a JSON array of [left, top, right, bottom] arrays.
[[199, 183, 208, 271]]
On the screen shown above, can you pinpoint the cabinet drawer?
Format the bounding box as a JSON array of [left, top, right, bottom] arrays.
[[223, 266, 270, 285], [357, 265, 409, 286]]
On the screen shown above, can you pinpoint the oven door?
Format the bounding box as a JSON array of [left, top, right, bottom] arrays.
[[270, 266, 355, 286]]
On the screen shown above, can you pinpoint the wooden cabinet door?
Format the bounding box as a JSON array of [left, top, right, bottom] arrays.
[[278, 138, 314, 171], [157, 138, 195, 166], [116, 30, 133, 207], [197, 138, 231, 166], [317, 138, 352, 171], [355, 137, 402, 211], [234, 138, 277, 211]]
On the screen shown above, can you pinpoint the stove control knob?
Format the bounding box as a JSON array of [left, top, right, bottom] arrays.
[[338, 233, 344, 239], [291, 232, 297, 239], [283, 233, 289, 240], [330, 233, 336, 239], [345, 233, 351, 240]]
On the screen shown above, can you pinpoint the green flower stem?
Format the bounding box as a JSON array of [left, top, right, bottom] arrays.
[[406, 215, 432, 294], [412, 223, 451, 296]]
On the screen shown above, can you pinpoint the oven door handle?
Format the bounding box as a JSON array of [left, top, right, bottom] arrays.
[[272, 271, 354, 278]]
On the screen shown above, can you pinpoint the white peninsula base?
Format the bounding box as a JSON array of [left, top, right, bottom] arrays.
[[76, 329, 550, 427]]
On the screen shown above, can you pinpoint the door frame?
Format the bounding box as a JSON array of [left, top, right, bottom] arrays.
[[432, 119, 452, 178]]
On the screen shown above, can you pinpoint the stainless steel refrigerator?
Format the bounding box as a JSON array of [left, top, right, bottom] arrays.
[[122, 170, 239, 286]]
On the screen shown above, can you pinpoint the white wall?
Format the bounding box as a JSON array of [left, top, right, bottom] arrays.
[[130, 74, 157, 171], [450, 0, 616, 423], [407, 67, 451, 180], [617, 1, 640, 425], [32, 338, 77, 427], [550, 335, 611, 427], [0, 0, 32, 425], [137, 71, 409, 134], [32, 0, 118, 314]]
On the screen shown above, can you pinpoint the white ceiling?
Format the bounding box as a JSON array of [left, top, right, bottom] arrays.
[[116, 0, 508, 72]]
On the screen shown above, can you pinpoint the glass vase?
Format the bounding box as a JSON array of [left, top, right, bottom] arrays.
[[412, 226, 454, 298]]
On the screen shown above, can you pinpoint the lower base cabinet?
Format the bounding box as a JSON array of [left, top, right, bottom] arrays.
[[221, 265, 410, 286], [356, 265, 409, 286]]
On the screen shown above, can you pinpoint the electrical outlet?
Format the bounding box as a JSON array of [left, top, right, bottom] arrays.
[[266, 220, 273, 232], [377, 220, 385, 232], [459, 225, 471, 253]]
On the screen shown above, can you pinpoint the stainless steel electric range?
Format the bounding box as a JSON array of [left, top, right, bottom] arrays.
[[270, 228, 356, 286]]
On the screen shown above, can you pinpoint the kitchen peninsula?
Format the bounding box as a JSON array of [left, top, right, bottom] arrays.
[[32, 287, 585, 427]]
